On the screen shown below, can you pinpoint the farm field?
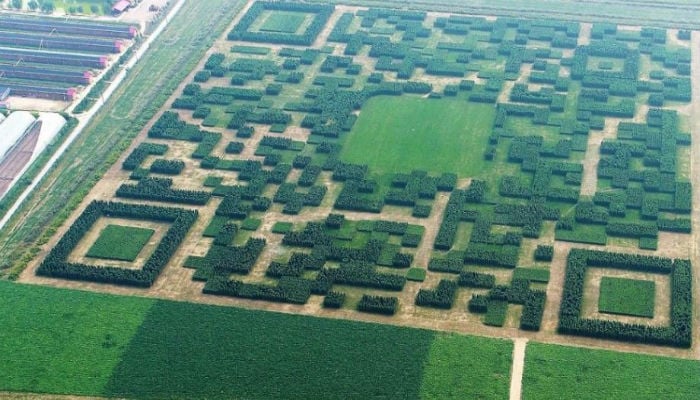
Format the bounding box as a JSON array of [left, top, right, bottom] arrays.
[[0, 0, 699, 397], [522, 342, 700, 399], [11, 0, 696, 356], [0, 280, 513, 399]]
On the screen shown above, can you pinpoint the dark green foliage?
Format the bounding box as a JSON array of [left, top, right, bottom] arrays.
[[325, 213, 345, 229], [225, 141, 244, 154], [150, 159, 185, 175], [458, 271, 495, 288], [122, 143, 168, 171], [38, 201, 197, 287], [315, 262, 406, 292], [106, 300, 435, 399], [205, 276, 311, 304], [323, 291, 346, 308], [468, 294, 488, 313], [520, 290, 546, 330], [415, 279, 457, 309], [534, 245, 554, 261], [357, 295, 399, 315], [117, 178, 210, 205], [558, 249, 692, 347], [213, 223, 237, 246]]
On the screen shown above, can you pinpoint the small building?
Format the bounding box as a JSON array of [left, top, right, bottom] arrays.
[[112, 0, 131, 15]]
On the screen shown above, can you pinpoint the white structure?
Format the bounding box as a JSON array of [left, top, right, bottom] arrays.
[[32, 113, 66, 163], [0, 111, 36, 161]]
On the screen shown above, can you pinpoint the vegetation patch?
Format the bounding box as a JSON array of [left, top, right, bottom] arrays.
[[523, 343, 700, 399], [87, 225, 155, 262], [419, 334, 512, 399], [598, 277, 655, 318], [105, 300, 434, 399], [559, 249, 691, 347], [260, 12, 307, 33], [0, 281, 152, 396], [341, 96, 496, 177]]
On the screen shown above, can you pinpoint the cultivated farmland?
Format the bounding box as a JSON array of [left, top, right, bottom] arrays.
[[0, 1, 698, 398], [19, 0, 698, 360]]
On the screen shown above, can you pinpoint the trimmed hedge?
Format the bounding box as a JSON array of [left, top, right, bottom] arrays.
[[38, 201, 197, 287]]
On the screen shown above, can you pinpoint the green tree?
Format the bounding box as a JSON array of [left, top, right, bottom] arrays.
[[40, 1, 53, 12], [90, 4, 99, 14], [11, 0, 22, 9], [28, 0, 38, 10]]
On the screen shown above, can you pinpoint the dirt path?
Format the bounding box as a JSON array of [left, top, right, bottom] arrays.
[[579, 117, 622, 196], [578, 23, 592, 46], [509, 338, 529, 400]]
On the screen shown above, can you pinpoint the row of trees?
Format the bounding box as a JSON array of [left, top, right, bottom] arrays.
[[38, 201, 197, 287], [559, 249, 691, 347]]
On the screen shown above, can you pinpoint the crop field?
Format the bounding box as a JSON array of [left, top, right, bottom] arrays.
[[0, 0, 699, 397], [0, 15, 137, 102], [18, 0, 697, 357], [0, 280, 512, 399], [522, 342, 700, 399]]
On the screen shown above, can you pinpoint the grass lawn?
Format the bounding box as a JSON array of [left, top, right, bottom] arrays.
[[260, 12, 307, 33], [86, 224, 154, 262], [522, 343, 700, 399], [598, 277, 655, 318], [555, 224, 607, 245], [0, 281, 153, 395], [341, 96, 496, 177], [419, 334, 512, 399]]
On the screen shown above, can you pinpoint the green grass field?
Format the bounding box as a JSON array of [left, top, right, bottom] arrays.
[[522, 343, 700, 400], [0, 281, 154, 395], [260, 12, 307, 33], [86, 225, 154, 261], [420, 334, 512, 399], [598, 277, 656, 318], [341, 96, 496, 177], [0, 281, 513, 399]]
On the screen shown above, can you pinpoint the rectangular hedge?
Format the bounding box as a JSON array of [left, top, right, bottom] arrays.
[[38, 201, 197, 287], [558, 248, 691, 347]]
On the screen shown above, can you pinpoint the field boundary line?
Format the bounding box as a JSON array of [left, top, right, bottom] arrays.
[[0, 0, 187, 232]]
